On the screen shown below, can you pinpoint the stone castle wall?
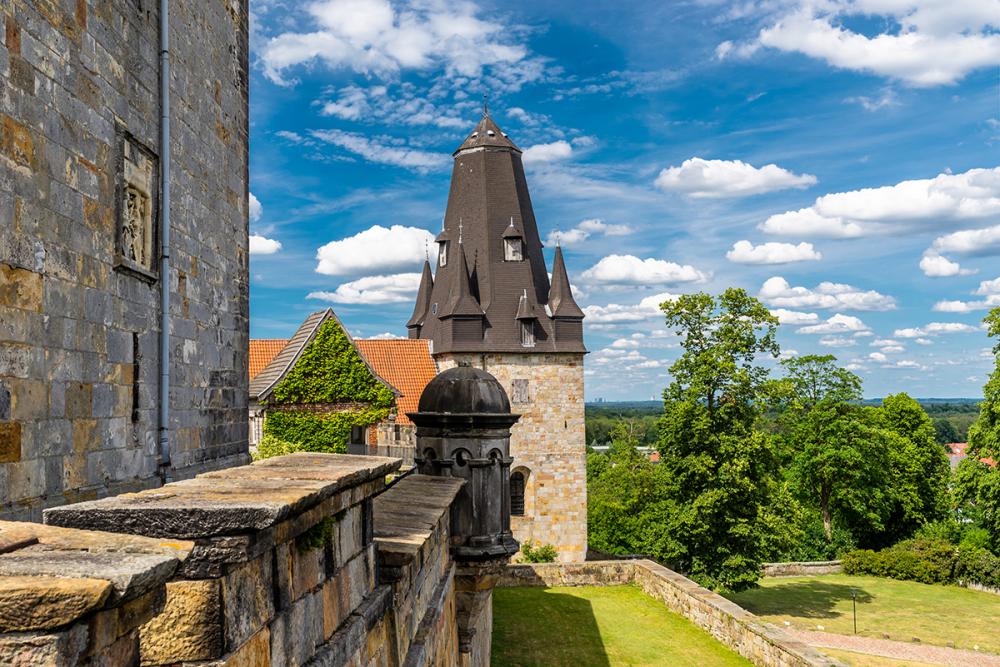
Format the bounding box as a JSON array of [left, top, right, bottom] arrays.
[[35, 452, 473, 667], [437, 353, 587, 562], [0, 0, 250, 520]]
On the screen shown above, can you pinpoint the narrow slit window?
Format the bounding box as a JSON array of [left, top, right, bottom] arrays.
[[510, 472, 525, 516], [438, 241, 449, 267]]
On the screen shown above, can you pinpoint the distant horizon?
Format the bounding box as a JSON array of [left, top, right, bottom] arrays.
[[586, 397, 984, 405]]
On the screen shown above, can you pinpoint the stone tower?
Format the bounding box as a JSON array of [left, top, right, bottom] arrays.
[[407, 112, 587, 562]]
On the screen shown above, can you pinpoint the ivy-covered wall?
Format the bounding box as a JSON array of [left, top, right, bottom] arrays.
[[259, 317, 395, 458]]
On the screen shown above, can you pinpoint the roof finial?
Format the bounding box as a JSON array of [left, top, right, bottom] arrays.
[[508, 216, 514, 227], [458, 218, 464, 244], [483, 92, 489, 118], [425, 239, 429, 262]]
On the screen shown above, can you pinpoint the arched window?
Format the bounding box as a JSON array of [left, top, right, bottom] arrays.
[[510, 471, 526, 516]]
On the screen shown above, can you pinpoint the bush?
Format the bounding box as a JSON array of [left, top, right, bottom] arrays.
[[520, 540, 559, 563], [959, 527, 992, 551], [955, 545, 1000, 589], [842, 538, 955, 584]]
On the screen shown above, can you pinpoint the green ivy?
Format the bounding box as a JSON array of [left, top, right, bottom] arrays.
[[258, 407, 390, 458], [270, 318, 395, 408]]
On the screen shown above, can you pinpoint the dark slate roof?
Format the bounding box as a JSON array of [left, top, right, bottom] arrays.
[[453, 114, 521, 155], [407, 260, 434, 328], [250, 309, 398, 403], [548, 246, 586, 319], [413, 114, 586, 354]]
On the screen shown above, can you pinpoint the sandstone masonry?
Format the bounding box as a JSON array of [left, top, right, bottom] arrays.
[[0, 0, 251, 519], [437, 353, 588, 562]]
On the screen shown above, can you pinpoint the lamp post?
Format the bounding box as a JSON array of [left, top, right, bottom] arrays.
[[851, 589, 858, 634]]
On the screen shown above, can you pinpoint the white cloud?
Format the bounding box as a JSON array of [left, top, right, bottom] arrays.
[[798, 314, 870, 335], [760, 167, 1000, 238], [976, 277, 1000, 295], [928, 223, 1000, 256], [759, 277, 896, 311], [368, 331, 405, 339], [318, 84, 469, 129], [726, 240, 822, 265], [845, 88, 898, 112], [260, 0, 543, 90], [249, 235, 282, 255], [310, 129, 446, 172], [544, 218, 633, 247], [582, 293, 679, 324], [894, 322, 982, 338], [869, 352, 888, 363], [308, 272, 421, 304], [726, 3, 1000, 87], [578, 219, 632, 236], [654, 157, 816, 198], [522, 141, 573, 165], [771, 308, 820, 325], [581, 255, 709, 285], [819, 336, 857, 348], [315, 225, 435, 276], [920, 252, 977, 277], [249, 192, 263, 223]]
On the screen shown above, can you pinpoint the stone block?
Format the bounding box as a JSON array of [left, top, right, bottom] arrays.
[[221, 626, 270, 667], [0, 623, 88, 665], [139, 579, 221, 664], [0, 422, 21, 463], [321, 576, 341, 641], [65, 383, 92, 419], [291, 543, 324, 601], [0, 575, 111, 632], [0, 263, 42, 312], [221, 555, 273, 651]]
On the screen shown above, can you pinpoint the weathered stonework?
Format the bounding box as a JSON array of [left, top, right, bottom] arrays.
[[0, 0, 251, 521], [436, 353, 587, 562]]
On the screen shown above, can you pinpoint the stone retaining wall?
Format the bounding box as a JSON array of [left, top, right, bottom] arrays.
[[500, 561, 847, 667], [762, 561, 843, 577]]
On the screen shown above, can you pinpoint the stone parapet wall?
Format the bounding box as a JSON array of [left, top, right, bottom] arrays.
[[500, 561, 847, 667], [762, 561, 843, 577], [0, 520, 190, 664], [437, 353, 587, 562], [44, 453, 400, 666]]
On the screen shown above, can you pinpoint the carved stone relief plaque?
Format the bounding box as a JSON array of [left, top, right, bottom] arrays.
[[115, 130, 158, 279]]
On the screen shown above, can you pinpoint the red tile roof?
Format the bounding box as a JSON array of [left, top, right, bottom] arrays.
[[249, 339, 288, 380], [355, 339, 438, 425]]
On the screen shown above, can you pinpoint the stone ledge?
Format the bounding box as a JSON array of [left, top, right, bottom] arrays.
[[501, 560, 848, 667], [44, 453, 401, 539], [0, 521, 189, 634], [373, 475, 464, 567]]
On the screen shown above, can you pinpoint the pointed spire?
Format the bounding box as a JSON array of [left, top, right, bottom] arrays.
[[406, 260, 435, 329], [443, 243, 483, 317], [516, 288, 537, 320], [453, 114, 520, 155], [547, 246, 585, 319]]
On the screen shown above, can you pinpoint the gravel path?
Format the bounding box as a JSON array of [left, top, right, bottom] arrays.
[[788, 629, 1000, 667]]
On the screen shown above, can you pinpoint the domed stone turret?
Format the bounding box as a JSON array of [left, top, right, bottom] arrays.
[[417, 366, 511, 415]]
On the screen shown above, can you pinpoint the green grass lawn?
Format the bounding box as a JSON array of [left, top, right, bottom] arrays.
[[492, 585, 752, 667], [727, 574, 1000, 655]]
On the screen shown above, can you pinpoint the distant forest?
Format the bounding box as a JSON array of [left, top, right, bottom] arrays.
[[585, 399, 982, 448]]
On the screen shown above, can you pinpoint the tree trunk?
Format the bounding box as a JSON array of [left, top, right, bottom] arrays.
[[820, 488, 832, 542]]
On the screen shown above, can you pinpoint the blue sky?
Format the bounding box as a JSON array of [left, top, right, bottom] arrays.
[[248, 0, 1000, 401]]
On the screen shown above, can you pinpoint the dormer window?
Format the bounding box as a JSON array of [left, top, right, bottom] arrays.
[[438, 241, 449, 267], [520, 320, 535, 347], [504, 237, 523, 262]]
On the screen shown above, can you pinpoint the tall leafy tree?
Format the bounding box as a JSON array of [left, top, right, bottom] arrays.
[[771, 356, 886, 543], [878, 393, 951, 537], [656, 289, 782, 591], [960, 307, 1000, 551]]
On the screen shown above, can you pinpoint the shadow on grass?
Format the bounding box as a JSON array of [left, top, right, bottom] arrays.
[[729, 581, 874, 620], [493, 588, 611, 667]]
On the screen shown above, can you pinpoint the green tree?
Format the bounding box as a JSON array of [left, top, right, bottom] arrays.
[[655, 289, 783, 591], [934, 418, 960, 445], [959, 307, 1000, 551], [878, 394, 951, 538]]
